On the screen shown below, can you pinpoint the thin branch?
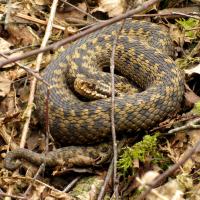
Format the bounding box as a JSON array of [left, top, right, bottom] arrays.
[[97, 159, 114, 200], [23, 164, 45, 197], [1, 176, 73, 199], [131, 12, 200, 19], [0, 0, 160, 68], [136, 177, 169, 200], [110, 34, 118, 199], [0, 192, 26, 199], [63, 176, 81, 193], [4, 0, 12, 29], [0, 52, 49, 86], [136, 139, 200, 200], [19, 0, 58, 148], [45, 88, 51, 152], [16, 13, 65, 30], [168, 117, 200, 135], [60, 0, 99, 22], [172, 11, 200, 20], [110, 15, 128, 199]]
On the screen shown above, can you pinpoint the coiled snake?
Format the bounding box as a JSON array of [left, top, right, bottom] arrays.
[[4, 20, 184, 170]]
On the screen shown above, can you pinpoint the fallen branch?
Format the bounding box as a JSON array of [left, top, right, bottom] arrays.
[[0, 0, 159, 68]]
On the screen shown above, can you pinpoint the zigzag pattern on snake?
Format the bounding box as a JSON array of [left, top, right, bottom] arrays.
[[4, 19, 185, 170]]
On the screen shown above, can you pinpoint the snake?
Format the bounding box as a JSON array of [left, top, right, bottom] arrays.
[[4, 19, 185, 170]]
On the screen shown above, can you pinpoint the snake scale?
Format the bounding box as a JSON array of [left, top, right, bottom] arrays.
[[4, 20, 185, 170]]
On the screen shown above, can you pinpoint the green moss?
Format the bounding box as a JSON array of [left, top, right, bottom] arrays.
[[118, 133, 171, 175], [176, 56, 200, 69], [176, 18, 199, 40], [192, 101, 200, 115]]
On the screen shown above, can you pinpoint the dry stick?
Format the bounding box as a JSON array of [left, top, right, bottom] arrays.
[[60, 0, 99, 22], [136, 139, 200, 200], [0, 192, 26, 199], [4, 0, 11, 29], [110, 31, 118, 200], [20, 0, 58, 148], [63, 176, 81, 193], [0, 53, 49, 85], [23, 164, 45, 197], [77, 11, 197, 32], [16, 13, 65, 30], [0, 44, 43, 55], [136, 178, 169, 200], [0, 0, 160, 68], [1, 176, 73, 199], [132, 12, 200, 19], [172, 11, 200, 20], [168, 117, 200, 134], [0, 125, 19, 150], [97, 159, 114, 200], [110, 16, 128, 199], [45, 89, 51, 149]]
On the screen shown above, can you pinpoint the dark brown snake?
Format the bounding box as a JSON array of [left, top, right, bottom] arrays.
[[4, 20, 185, 170]]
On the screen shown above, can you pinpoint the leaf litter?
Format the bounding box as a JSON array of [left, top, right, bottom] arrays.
[[0, 0, 200, 199]]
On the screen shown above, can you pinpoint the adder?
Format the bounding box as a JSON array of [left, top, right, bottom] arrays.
[[4, 19, 185, 170]]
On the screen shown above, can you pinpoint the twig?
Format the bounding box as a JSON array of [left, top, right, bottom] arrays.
[[0, 0, 160, 68], [16, 13, 65, 30], [136, 177, 169, 200], [19, 0, 58, 148], [0, 44, 40, 55], [110, 13, 128, 199], [0, 192, 26, 199], [186, 27, 200, 31], [60, 0, 99, 22], [1, 176, 73, 199], [0, 125, 19, 150], [172, 12, 200, 20], [136, 139, 200, 200], [4, 0, 12, 29], [45, 88, 50, 152], [110, 34, 118, 199], [23, 164, 45, 197], [0, 52, 49, 85], [168, 117, 200, 134], [63, 176, 81, 193], [132, 12, 200, 19], [97, 159, 114, 200]]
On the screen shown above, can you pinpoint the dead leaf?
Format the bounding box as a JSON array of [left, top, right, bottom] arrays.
[[0, 37, 12, 52], [146, 179, 185, 200], [31, 184, 46, 200], [169, 24, 185, 47], [185, 63, 200, 75], [188, 129, 200, 163], [191, 0, 200, 4], [184, 84, 200, 107], [35, 0, 50, 6], [92, 0, 127, 17], [0, 77, 11, 99], [6, 24, 40, 46]]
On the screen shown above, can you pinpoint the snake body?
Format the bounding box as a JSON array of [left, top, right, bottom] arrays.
[[4, 20, 185, 170]]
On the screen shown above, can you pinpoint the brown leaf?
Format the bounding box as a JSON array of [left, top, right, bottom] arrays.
[[185, 63, 200, 76], [169, 24, 185, 47], [0, 77, 11, 99], [92, 0, 127, 17], [184, 84, 200, 107]]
